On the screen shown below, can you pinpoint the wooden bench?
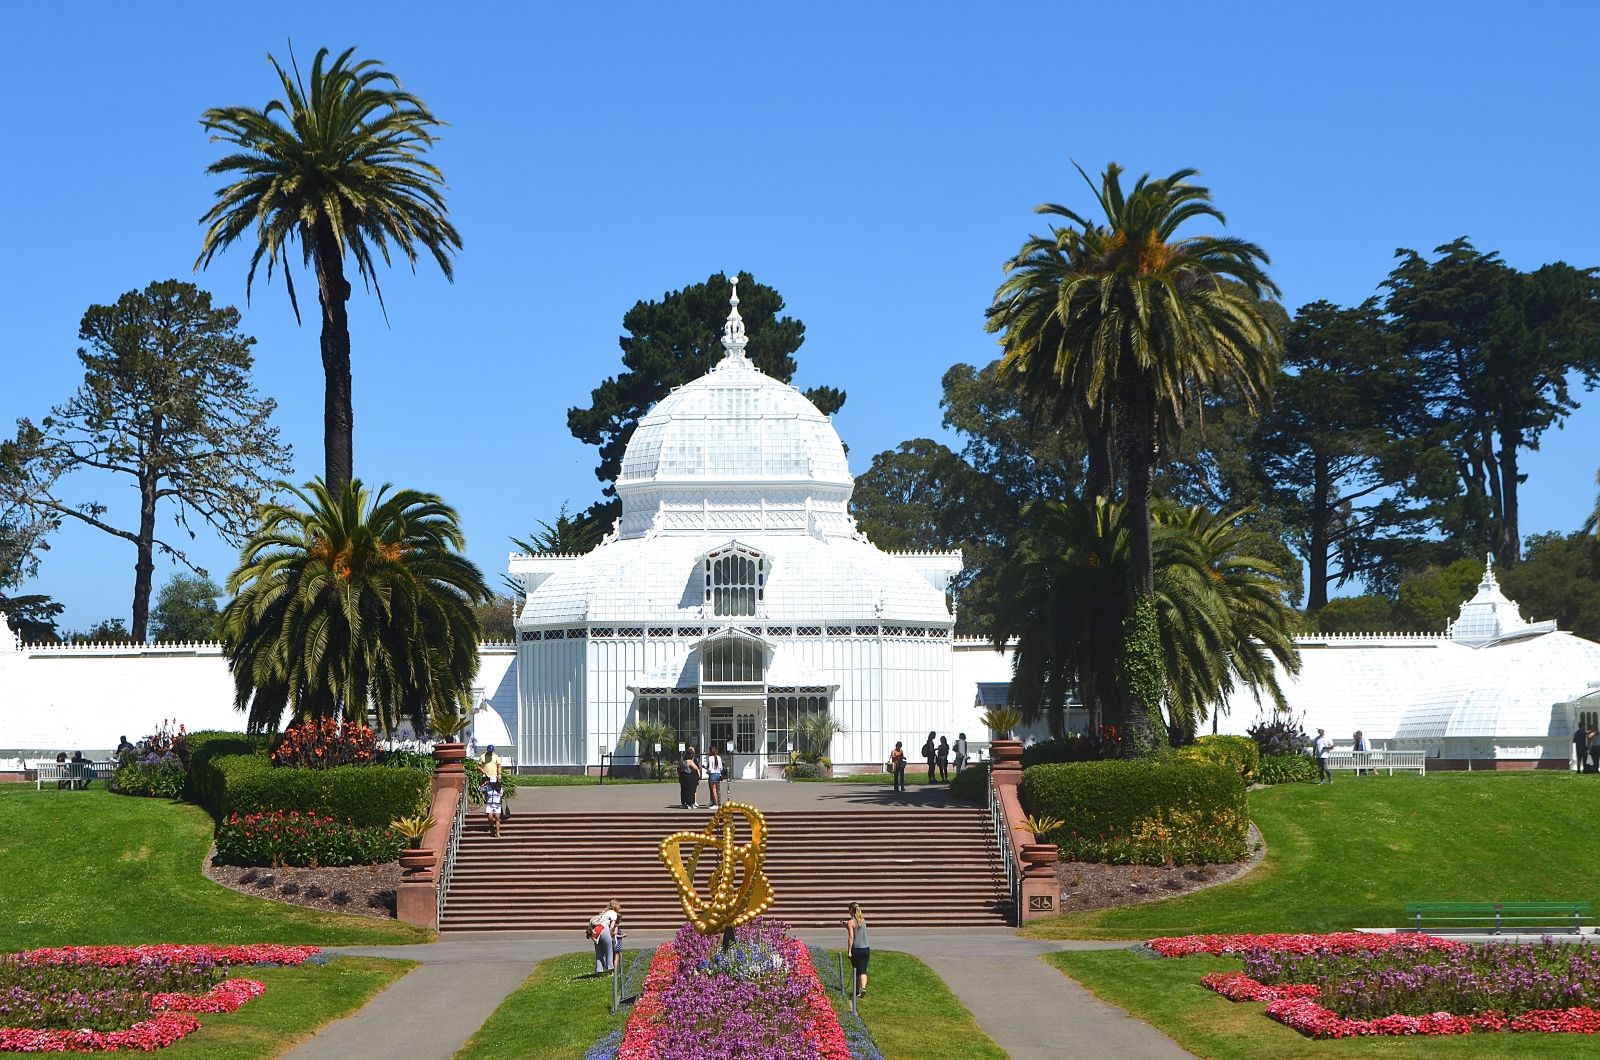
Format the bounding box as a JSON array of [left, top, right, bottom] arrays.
[[1402, 901, 1591, 934], [1325, 749, 1427, 775], [31, 761, 114, 790]]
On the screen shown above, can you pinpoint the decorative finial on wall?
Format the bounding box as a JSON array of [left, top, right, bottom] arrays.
[[721, 273, 750, 364]]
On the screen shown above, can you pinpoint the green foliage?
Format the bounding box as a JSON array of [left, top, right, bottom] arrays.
[[221, 479, 490, 735], [948, 764, 990, 803], [1498, 531, 1600, 641], [214, 809, 404, 867], [184, 731, 271, 808], [1245, 713, 1311, 758], [111, 758, 186, 799], [1174, 735, 1260, 784], [1021, 732, 1123, 766], [1258, 753, 1318, 785], [785, 760, 823, 780], [1120, 594, 1167, 756], [150, 574, 223, 641], [567, 272, 843, 530], [0, 592, 63, 643], [1, 280, 290, 642], [980, 707, 1023, 739], [619, 719, 678, 779], [198, 46, 460, 490], [1310, 594, 1397, 633], [794, 713, 847, 763], [1019, 759, 1248, 865], [206, 753, 429, 828]]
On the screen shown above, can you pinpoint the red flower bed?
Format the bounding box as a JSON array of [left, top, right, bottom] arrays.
[[1200, 972, 1321, 1002], [1147, 932, 1461, 958], [270, 718, 377, 769], [0, 945, 308, 1052]]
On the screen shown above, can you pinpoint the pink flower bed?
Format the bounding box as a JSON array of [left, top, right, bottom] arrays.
[[1159, 933, 1600, 1038], [0, 945, 313, 1052]]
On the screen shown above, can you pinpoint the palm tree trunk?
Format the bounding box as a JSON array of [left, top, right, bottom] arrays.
[[1121, 391, 1161, 756], [313, 221, 355, 492], [1080, 397, 1114, 501]]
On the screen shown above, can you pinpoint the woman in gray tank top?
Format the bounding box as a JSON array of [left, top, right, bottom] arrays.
[[844, 901, 871, 998]]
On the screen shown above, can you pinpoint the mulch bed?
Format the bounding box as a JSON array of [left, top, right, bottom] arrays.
[[1052, 821, 1266, 913], [203, 848, 401, 919]]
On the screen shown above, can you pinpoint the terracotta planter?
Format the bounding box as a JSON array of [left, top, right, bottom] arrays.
[[432, 742, 467, 771], [989, 739, 1024, 767], [1020, 843, 1060, 867], [397, 847, 434, 872]]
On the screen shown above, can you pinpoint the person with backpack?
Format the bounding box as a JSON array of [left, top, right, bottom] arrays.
[[678, 746, 703, 809], [922, 732, 937, 783], [589, 899, 623, 974]]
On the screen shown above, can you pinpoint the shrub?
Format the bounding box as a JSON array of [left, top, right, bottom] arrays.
[[1248, 713, 1312, 758], [1259, 753, 1318, 785], [380, 749, 436, 772], [949, 764, 990, 804], [185, 731, 271, 809], [208, 754, 429, 827], [111, 755, 186, 799], [1175, 734, 1261, 784], [1021, 728, 1124, 767], [1020, 759, 1248, 866], [785, 761, 822, 780], [214, 810, 404, 867], [270, 717, 378, 769]]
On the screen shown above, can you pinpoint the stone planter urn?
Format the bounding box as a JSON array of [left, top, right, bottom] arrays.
[[432, 742, 468, 782], [989, 739, 1024, 767], [1020, 842, 1060, 868], [397, 847, 434, 873]]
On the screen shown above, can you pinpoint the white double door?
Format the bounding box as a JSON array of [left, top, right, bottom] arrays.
[[707, 703, 763, 780]]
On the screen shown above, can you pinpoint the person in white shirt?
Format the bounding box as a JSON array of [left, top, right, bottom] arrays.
[[953, 733, 969, 777], [1313, 728, 1334, 785]]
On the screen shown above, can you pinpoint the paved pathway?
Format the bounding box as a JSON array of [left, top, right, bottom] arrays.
[[288, 929, 1191, 1060]]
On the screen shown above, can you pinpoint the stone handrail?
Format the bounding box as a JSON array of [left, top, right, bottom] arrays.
[[396, 743, 468, 929], [987, 739, 1060, 923]]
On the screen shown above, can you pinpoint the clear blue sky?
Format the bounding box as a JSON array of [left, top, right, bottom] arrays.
[[5, 1, 1599, 630]]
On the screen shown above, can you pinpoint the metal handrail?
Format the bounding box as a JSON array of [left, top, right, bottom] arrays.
[[988, 772, 1020, 926], [436, 784, 466, 928]]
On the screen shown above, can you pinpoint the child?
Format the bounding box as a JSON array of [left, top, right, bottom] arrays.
[[485, 779, 504, 837]]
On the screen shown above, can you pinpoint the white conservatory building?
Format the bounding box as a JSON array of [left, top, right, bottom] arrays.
[[506, 283, 966, 774]]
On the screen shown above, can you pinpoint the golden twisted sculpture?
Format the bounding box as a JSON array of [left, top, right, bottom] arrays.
[[658, 800, 775, 935]]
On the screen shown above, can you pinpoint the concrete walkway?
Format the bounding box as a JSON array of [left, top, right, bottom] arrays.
[[290, 929, 1191, 1060]]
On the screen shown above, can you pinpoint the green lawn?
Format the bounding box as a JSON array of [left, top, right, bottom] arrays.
[[164, 956, 413, 1059], [820, 950, 1006, 1060], [457, 950, 1004, 1060], [1048, 949, 1600, 1058], [0, 787, 428, 949], [1026, 773, 1600, 939]]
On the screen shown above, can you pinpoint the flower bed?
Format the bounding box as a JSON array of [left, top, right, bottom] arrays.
[[614, 920, 849, 1059], [215, 810, 405, 868], [0, 944, 317, 1052], [1157, 932, 1600, 1038]]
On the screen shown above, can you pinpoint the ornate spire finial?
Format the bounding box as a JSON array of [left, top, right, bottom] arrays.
[[1484, 551, 1497, 586], [720, 273, 750, 364]]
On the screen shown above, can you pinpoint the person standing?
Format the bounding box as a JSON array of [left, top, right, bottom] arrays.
[[953, 732, 968, 777], [889, 741, 907, 792], [936, 736, 951, 782], [922, 731, 937, 784], [589, 899, 623, 974], [843, 902, 871, 998], [480, 744, 509, 819], [1588, 729, 1599, 774], [1579, 725, 1592, 773], [1312, 728, 1334, 785], [484, 780, 504, 837], [678, 746, 703, 809], [705, 747, 725, 807], [1352, 731, 1369, 776]]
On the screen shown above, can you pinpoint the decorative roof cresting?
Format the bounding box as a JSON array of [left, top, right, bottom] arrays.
[[717, 274, 752, 368]]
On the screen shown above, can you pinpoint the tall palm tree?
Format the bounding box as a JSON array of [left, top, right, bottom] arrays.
[[221, 479, 489, 735], [1153, 503, 1301, 742], [989, 164, 1281, 751], [197, 46, 461, 492]]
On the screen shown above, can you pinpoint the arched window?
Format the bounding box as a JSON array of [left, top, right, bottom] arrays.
[[701, 635, 764, 683], [703, 545, 765, 617]]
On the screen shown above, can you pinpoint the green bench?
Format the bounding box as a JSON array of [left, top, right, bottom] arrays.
[[1402, 901, 1591, 934]]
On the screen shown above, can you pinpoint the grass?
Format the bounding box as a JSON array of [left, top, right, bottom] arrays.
[[163, 956, 413, 1059], [1048, 949, 1600, 1058], [820, 950, 1006, 1060], [458, 949, 1005, 1060], [1025, 773, 1600, 939], [454, 953, 625, 1059], [0, 787, 429, 949]]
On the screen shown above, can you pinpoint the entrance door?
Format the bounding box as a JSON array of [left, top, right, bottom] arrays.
[[709, 708, 735, 765], [735, 710, 760, 779]]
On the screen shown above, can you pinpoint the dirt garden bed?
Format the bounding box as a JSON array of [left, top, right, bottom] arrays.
[[1051, 821, 1266, 913]]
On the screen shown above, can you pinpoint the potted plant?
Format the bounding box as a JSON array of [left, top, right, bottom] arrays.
[[982, 707, 1025, 768], [392, 814, 437, 850], [1022, 812, 1064, 841], [795, 713, 848, 779], [429, 701, 471, 768]]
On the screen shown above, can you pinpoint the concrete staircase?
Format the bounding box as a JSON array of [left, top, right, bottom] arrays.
[[441, 806, 1011, 930]]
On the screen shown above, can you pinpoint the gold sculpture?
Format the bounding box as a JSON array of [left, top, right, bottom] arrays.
[[658, 801, 775, 935]]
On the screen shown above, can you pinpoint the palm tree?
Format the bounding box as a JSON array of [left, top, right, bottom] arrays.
[[197, 47, 461, 492], [1152, 503, 1301, 742], [989, 164, 1281, 751], [221, 479, 489, 735]]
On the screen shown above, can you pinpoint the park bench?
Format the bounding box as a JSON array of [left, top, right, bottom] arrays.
[[1325, 749, 1427, 775], [30, 759, 114, 791], [1402, 901, 1591, 934]]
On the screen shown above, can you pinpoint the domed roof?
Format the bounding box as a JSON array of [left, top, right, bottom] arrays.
[[617, 280, 851, 491], [1395, 632, 1600, 740]]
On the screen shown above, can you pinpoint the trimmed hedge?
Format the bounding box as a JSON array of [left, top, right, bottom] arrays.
[[1174, 734, 1260, 784], [949, 764, 989, 804], [204, 753, 430, 827], [185, 730, 272, 809], [1019, 759, 1249, 866], [1259, 752, 1318, 785]]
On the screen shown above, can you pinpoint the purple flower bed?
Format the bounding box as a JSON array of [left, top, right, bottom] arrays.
[[1245, 939, 1600, 1021], [0, 954, 223, 1031]]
